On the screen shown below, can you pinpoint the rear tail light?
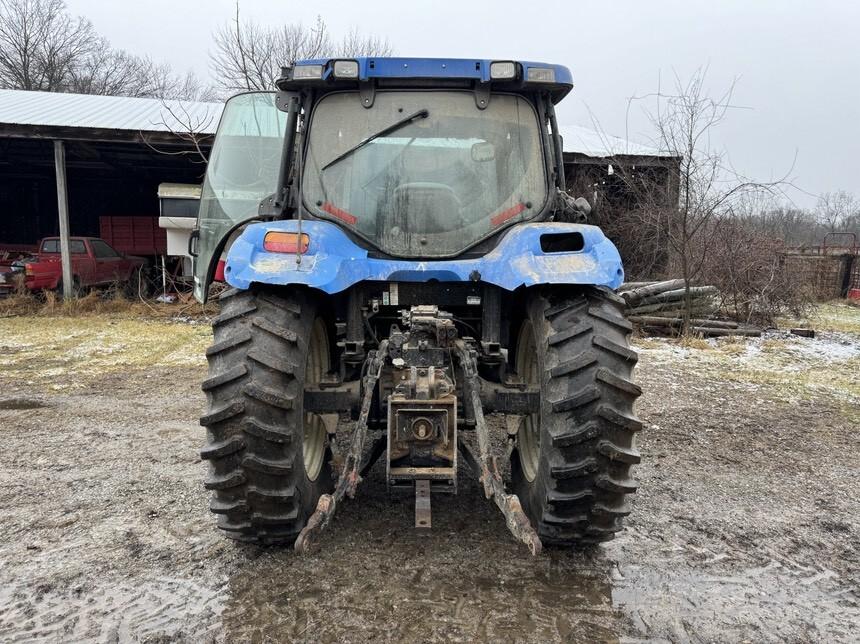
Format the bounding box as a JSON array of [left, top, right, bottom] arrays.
[[264, 232, 310, 254], [214, 259, 226, 282]]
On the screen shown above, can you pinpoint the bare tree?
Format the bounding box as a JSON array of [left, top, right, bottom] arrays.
[[619, 69, 787, 329], [169, 70, 221, 103], [699, 198, 814, 324], [746, 203, 819, 247], [336, 26, 392, 58], [68, 45, 218, 100], [816, 190, 858, 233], [210, 3, 393, 94], [141, 99, 217, 164], [0, 0, 217, 100], [0, 0, 95, 91]]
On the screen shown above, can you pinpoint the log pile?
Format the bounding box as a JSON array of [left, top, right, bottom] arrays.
[[619, 280, 762, 338]]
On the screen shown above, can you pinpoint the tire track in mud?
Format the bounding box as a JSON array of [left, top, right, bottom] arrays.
[[1, 319, 859, 642], [0, 578, 223, 642]]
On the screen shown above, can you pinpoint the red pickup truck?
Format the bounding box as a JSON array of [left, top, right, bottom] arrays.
[[0, 237, 146, 295]]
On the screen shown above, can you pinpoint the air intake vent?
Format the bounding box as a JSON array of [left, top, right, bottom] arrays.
[[540, 232, 584, 253]]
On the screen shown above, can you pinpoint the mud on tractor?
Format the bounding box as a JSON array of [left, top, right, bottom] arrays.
[[192, 58, 641, 554]]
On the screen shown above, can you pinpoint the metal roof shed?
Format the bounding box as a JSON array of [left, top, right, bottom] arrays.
[[558, 124, 681, 215], [0, 89, 221, 142], [0, 89, 221, 296]]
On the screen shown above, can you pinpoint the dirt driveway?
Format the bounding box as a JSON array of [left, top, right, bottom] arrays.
[[0, 306, 858, 642]]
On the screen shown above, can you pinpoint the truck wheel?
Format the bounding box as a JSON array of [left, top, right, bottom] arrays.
[[54, 277, 81, 300], [200, 287, 333, 544], [511, 287, 642, 546], [124, 266, 148, 298]]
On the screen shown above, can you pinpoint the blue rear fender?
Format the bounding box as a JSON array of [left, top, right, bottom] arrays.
[[224, 220, 624, 294]]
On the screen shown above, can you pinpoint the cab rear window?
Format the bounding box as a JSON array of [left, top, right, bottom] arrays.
[[41, 239, 87, 254]]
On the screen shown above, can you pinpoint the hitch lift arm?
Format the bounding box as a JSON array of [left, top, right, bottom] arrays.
[[455, 341, 543, 556], [294, 341, 388, 553]]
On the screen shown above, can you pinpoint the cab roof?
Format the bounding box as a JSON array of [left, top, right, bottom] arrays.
[[279, 57, 574, 103]]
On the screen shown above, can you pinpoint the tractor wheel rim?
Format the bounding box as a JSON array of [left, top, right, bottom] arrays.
[[303, 319, 329, 481], [517, 321, 540, 482]]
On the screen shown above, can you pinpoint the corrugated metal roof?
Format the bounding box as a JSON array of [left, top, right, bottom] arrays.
[[559, 124, 673, 158], [157, 183, 202, 199], [0, 89, 223, 134], [0, 89, 670, 159]]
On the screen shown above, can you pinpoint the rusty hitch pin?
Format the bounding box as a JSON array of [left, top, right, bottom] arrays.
[[294, 342, 388, 553], [455, 342, 543, 556]]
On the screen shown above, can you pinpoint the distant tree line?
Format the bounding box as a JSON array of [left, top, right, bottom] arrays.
[[587, 69, 859, 325], [0, 0, 215, 99], [0, 0, 392, 101], [599, 188, 860, 282]]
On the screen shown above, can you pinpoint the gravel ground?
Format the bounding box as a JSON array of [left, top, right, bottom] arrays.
[[0, 308, 858, 643]]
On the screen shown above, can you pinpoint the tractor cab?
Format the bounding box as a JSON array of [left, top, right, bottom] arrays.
[[192, 58, 580, 301]]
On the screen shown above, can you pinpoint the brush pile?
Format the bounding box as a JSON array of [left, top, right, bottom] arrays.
[[619, 280, 762, 337]]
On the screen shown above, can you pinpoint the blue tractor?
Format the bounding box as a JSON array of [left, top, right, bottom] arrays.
[[192, 58, 641, 554]]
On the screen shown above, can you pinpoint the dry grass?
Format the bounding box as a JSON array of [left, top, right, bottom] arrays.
[[635, 302, 860, 422], [716, 340, 747, 356], [631, 337, 665, 350], [777, 301, 860, 335], [0, 290, 218, 320], [0, 313, 212, 391], [676, 335, 712, 350], [0, 289, 218, 392]]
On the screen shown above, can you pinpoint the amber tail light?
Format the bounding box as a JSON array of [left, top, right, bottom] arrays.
[[263, 232, 310, 254]]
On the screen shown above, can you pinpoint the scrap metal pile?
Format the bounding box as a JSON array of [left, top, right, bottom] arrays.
[[620, 279, 762, 337]]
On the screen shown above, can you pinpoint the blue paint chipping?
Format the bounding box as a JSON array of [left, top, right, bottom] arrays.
[[225, 220, 623, 294]]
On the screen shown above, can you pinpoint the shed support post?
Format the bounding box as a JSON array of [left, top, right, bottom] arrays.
[[53, 140, 73, 299]]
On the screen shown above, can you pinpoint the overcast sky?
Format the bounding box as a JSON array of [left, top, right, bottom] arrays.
[[66, 0, 859, 207]]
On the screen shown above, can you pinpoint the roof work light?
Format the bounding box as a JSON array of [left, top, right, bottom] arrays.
[[292, 64, 324, 80], [526, 67, 556, 83], [333, 60, 359, 78], [489, 61, 517, 80]]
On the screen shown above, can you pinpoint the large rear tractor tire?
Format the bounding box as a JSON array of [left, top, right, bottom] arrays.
[[200, 287, 333, 544], [512, 287, 642, 546]]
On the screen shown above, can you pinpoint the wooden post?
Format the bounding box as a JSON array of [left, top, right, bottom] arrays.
[[53, 140, 74, 299]]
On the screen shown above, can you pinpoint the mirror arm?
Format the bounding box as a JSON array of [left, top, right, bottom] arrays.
[[259, 94, 301, 219], [547, 100, 566, 192]]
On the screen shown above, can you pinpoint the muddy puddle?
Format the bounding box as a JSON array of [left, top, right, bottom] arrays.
[[1, 530, 856, 643], [217, 551, 857, 642], [1, 469, 857, 642]]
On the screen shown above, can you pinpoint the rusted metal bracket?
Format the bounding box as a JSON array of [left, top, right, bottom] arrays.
[[454, 342, 542, 556], [294, 341, 388, 553], [415, 479, 431, 528]]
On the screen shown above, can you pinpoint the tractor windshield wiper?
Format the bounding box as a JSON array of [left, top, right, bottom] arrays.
[[321, 109, 429, 172]]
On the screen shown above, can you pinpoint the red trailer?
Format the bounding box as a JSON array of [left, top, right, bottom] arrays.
[[99, 216, 167, 257]]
